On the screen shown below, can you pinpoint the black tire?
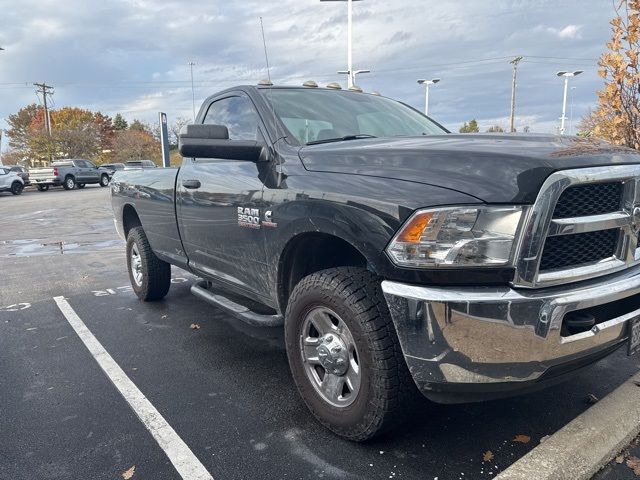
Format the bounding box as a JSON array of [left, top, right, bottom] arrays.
[[100, 174, 109, 187], [63, 176, 75, 190], [77, 183, 86, 189], [37, 184, 49, 192], [126, 226, 171, 301], [285, 267, 417, 441], [10, 182, 23, 195]]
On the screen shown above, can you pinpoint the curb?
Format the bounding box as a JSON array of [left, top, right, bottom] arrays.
[[495, 370, 640, 480]]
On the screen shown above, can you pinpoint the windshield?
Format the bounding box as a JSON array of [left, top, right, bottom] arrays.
[[260, 88, 447, 145]]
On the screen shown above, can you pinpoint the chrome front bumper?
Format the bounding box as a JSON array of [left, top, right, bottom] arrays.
[[382, 266, 640, 403]]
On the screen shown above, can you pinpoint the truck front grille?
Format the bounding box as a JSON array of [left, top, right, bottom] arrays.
[[552, 182, 623, 219], [512, 165, 640, 288], [540, 229, 619, 271]]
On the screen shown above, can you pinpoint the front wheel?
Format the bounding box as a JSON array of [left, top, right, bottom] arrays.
[[100, 174, 109, 187], [10, 182, 23, 195], [126, 226, 171, 301], [37, 184, 49, 192], [285, 267, 416, 441], [63, 176, 75, 190]]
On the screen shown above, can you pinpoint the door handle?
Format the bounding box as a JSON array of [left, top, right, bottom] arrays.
[[182, 179, 201, 189]]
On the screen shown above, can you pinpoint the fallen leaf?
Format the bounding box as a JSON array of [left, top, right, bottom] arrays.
[[586, 393, 599, 404], [190, 323, 201, 330], [483, 451, 494, 462], [626, 456, 640, 475], [513, 434, 531, 444], [122, 466, 135, 479], [616, 454, 625, 464]]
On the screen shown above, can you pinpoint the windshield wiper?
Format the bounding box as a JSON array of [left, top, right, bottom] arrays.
[[306, 134, 377, 145]]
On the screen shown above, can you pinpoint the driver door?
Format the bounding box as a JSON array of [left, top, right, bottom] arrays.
[[177, 93, 270, 299]]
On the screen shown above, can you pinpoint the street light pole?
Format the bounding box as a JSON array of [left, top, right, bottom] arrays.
[[320, 0, 363, 88], [417, 78, 440, 116], [338, 68, 370, 86], [569, 86, 576, 136], [189, 61, 196, 122], [557, 70, 583, 135]]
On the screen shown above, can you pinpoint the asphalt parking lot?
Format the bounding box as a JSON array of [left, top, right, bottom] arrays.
[[2, 185, 640, 480]]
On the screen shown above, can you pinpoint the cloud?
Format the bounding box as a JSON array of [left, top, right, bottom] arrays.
[[0, 0, 616, 141], [546, 24, 584, 39]]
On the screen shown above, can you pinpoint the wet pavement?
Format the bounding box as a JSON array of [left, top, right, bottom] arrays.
[[1, 185, 639, 480]]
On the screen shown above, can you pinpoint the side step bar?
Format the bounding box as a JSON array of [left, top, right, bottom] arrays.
[[191, 280, 284, 327]]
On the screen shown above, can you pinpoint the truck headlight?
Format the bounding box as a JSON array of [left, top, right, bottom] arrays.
[[386, 206, 524, 268]]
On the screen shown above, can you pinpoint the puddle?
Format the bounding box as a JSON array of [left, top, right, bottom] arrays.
[[0, 239, 124, 257]]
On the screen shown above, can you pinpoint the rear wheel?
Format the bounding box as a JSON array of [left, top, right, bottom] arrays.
[[126, 226, 171, 301], [63, 176, 75, 190], [77, 183, 86, 189], [100, 174, 109, 187], [37, 184, 49, 192], [285, 267, 417, 441], [10, 182, 23, 195]]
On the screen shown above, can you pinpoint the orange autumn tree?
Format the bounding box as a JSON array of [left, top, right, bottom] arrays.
[[588, 0, 640, 149]]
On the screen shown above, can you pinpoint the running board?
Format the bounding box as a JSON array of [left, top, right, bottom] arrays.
[[190, 280, 284, 327]]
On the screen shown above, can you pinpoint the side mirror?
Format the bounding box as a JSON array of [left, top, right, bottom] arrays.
[[178, 124, 264, 162]]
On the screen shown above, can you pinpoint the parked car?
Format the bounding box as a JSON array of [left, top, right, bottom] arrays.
[[0, 167, 24, 195], [30, 159, 110, 191], [6, 166, 30, 186], [111, 83, 640, 441], [124, 160, 157, 169], [99, 163, 125, 181]]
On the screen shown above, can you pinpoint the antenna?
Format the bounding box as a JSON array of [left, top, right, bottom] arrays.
[[260, 17, 272, 85], [259, 17, 286, 146]]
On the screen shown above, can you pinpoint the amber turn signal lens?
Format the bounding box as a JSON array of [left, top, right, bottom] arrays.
[[396, 212, 433, 243]]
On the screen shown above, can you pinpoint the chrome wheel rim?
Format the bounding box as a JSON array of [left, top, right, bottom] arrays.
[[101, 176, 108, 186], [130, 243, 143, 286], [66, 178, 74, 189], [300, 306, 361, 408]]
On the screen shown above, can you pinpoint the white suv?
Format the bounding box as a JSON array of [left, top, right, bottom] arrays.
[[0, 167, 25, 195]]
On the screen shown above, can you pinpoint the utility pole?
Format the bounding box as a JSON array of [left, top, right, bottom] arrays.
[[33, 82, 54, 135], [509, 56, 523, 133], [34, 82, 54, 163], [188, 62, 196, 122]]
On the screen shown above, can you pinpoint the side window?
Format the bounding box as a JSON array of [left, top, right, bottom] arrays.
[[203, 96, 260, 141], [74, 161, 86, 168], [86, 161, 97, 169]]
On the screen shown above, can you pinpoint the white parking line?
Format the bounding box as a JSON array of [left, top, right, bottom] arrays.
[[53, 296, 214, 480]]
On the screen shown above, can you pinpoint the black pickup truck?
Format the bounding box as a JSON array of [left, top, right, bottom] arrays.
[[111, 84, 640, 441]]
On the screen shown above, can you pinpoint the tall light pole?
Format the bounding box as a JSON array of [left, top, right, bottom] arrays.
[[557, 70, 583, 135], [188, 61, 196, 121], [417, 78, 440, 116], [321, 0, 364, 88], [338, 68, 370, 86], [569, 86, 577, 136]]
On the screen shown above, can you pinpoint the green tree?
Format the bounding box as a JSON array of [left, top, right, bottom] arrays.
[[459, 119, 479, 133], [486, 125, 505, 133], [113, 113, 128, 130]]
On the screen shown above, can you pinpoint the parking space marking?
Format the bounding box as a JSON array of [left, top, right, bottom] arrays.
[[53, 296, 214, 480]]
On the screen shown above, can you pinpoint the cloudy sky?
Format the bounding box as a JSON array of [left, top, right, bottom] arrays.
[[0, 0, 619, 148]]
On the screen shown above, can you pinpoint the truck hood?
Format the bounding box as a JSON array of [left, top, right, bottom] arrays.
[[298, 134, 640, 203]]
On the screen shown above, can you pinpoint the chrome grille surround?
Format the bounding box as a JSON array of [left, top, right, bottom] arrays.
[[512, 165, 640, 288]]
